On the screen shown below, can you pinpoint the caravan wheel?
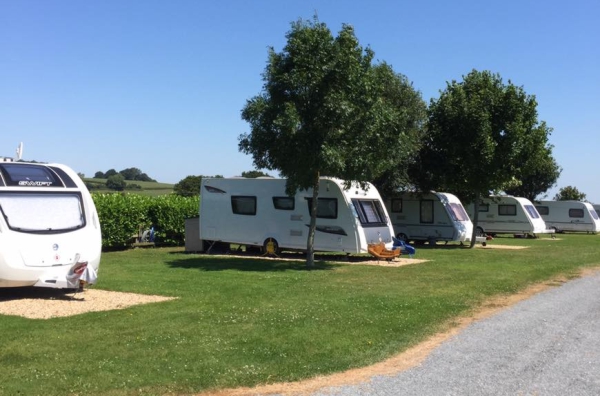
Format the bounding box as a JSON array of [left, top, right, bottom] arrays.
[[397, 233, 408, 242], [476, 227, 485, 237], [262, 238, 280, 256]]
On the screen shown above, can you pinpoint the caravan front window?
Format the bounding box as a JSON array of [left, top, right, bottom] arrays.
[[352, 199, 387, 227], [448, 203, 469, 221], [0, 192, 85, 233], [591, 210, 599, 220], [524, 205, 540, 219]]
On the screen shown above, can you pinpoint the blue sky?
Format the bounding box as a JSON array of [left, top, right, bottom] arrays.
[[2, 0, 599, 201]]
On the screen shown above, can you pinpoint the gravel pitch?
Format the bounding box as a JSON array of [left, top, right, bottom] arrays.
[[0, 288, 176, 319], [310, 271, 600, 396]]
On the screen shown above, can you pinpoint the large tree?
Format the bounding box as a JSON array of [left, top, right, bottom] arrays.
[[239, 17, 426, 266], [411, 69, 554, 247], [554, 186, 587, 201], [504, 147, 561, 201]]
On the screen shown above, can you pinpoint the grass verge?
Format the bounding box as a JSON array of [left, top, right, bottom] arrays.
[[0, 233, 598, 395]]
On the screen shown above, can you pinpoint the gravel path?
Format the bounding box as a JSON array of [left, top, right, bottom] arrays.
[[311, 271, 600, 396]]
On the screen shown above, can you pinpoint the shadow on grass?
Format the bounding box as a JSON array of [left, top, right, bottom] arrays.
[[166, 254, 341, 272]]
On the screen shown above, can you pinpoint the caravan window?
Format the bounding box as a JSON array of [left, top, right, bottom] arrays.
[[498, 204, 517, 216], [231, 196, 256, 216], [273, 197, 295, 210], [536, 206, 549, 215], [448, 203, 469, 222], [591, 210, 599, 220], [569, 208, 584, 218], [420, 200, 434, 224], [390, 198, 403, 213], [352, 199, 387, 227], [524, 205, 540, 219], [0, 163, 78, 188], [478, 204, 489, 212], [306, 198, 337, 219], [0, 192, 85, 233]]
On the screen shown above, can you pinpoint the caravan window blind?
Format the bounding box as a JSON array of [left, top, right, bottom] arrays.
[[306, 198, 337, 219], [231, 196, 256, 216], [524, 205, 540, 219], [351, 199, 387, 227], [569, 208, 584, 218], [498, 204, 517, 216]]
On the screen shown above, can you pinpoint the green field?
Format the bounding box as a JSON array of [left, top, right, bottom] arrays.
[[84, 178, 175, 196], [0, 234, 598, 395]]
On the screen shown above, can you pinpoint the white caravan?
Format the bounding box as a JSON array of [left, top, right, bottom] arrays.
[[465, 196, 551, 236], [199, 177, 394, 253], [0, 160, 101, 288], [385, 192, 475, 244], [534, 200, 600, 233]]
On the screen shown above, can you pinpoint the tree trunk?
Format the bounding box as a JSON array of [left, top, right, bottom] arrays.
[[306, 172, 320, 268], [469, 193, 481, 249]]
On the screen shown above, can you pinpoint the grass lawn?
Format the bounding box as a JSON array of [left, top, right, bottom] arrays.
[[0, 233, 598, 395]]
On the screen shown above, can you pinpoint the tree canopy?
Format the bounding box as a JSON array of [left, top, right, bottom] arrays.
[[174, 175, 224, 197], [410, 69, 556, 246], [94, 167, 156, 182], [504, 145, 561, 201], [239, 17, 426, 265], [174, 175, 202, 197], [106, 174, 126, 191], [553, 186, 587, 201], [240, 170, 272, 178]]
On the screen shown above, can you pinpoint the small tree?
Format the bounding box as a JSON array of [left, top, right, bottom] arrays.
[[104, 169, 118, 178], [174, 175, 202, 197], [554, 186, 587, 201], [106, 174, 126, 191], [94, 171, 105, 179], [239, 17, 425, 266]]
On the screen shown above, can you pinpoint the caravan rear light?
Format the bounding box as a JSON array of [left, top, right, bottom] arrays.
[[72, 262, 88, 275]]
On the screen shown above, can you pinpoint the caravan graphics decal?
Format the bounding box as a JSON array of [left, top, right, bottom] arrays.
[[18, 181, 53, 187]]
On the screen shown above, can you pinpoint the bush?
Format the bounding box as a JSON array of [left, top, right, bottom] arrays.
[[92, 193, 199, 249], [148, 195, 200, 245]]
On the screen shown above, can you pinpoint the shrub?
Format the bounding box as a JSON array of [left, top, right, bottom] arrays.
[[92, 193, 199, 249]]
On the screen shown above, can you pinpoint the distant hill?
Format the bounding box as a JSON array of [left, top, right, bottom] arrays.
[[84, 178, 174, 196]]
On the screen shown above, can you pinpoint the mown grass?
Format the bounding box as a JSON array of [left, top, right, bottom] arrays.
[[0, 234, 598, 395]]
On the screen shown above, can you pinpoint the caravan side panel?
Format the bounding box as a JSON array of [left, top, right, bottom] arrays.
[[199, 178, 393, 253], [535, 201, 600, 233], [467, 196, 548, 235], [386, 192, 473, 243]]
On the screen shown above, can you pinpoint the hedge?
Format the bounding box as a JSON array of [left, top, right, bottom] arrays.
[[92, 193, 199, 249]]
